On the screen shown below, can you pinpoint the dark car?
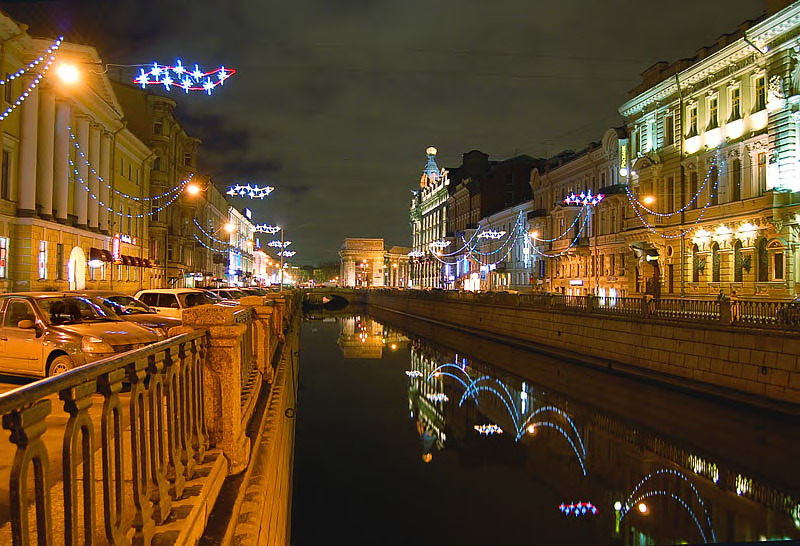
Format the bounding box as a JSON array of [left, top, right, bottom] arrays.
[[68, 290, 182, 337], [778, 297, 800, 325]]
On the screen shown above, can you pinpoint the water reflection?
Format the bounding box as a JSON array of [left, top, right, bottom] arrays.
[[378, 313, 799, 544], [337, 315, 409, 358]]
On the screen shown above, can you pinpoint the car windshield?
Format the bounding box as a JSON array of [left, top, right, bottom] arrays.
[[103, 295, 152, 315], [202, 291, 223, 302], [178, 292, 215, 308], [39, 296, 121, 325]]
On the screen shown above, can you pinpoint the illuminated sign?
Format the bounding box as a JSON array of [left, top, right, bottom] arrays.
[[569, 279, 583, 286], [112, 235, 121, 263], [245, 208, 252, 219], [119, 234, 136, 244], [619, 138, 629, 177]]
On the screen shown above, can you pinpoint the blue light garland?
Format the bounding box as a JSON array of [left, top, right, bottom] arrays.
[[0, 37, 63, 122], [135, 60, 235, 95]]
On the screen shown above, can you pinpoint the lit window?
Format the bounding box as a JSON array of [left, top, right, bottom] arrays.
[[0, 237, 8, 278], [707, 96, 718, 129], [729, 86, 741, 120], [687, 105, 698, 137], [38, 240, 48, 280], [754, 75, 766, 111]]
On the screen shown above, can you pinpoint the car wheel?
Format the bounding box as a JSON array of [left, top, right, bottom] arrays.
[[48, 354, 75, 377]]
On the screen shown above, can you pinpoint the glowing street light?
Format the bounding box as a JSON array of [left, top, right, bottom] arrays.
[[642, 195, 655, 205], [185, 183, 202, 195], [223, 222, 236, 234], [55, 62, 80, 85]]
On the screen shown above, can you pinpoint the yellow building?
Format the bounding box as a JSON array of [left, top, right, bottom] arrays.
[[0, 18, 154, 294]]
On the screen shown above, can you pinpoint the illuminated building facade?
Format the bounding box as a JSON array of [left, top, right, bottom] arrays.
[[226, 206, 255, 286], [0, 18, 154, 294], [410, 147, 449, 288], [338, 238, 409, 288], [618, 2, 800, 299]]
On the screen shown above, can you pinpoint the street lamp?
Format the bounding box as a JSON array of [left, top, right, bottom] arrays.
[[54, 62, 81, 85]]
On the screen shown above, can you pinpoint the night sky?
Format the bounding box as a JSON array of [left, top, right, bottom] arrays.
[[1, 0, 767, 264]]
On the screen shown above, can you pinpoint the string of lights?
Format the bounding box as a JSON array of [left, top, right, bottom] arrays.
[[69, 159, 192, 218], [192, 233, 230, 254], [0, 37, 62, 122], [532, 206, 588, 242], [626, 147, 722, 217], [623, 490, 712, 543], [69, 128, 189, 202], [193, 218, 234, 246], [466, 214, 527, 256], [530, 210, 591, 257], [135, 60, 235, 95], [0, 36, 63, 86], [516, 406, 587, 457]]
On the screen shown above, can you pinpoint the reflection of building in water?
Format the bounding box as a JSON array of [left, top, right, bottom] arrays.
[[407, 342, 447, 462], [337, 316, 410, 359], [414, 346, 799, 544]]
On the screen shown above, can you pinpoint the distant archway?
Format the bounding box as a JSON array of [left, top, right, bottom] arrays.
[[67, 246, 86, 290]]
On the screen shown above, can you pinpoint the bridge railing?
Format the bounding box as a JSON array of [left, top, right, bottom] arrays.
[[0, 330, 208, 545], [0, 292, 300, 546]]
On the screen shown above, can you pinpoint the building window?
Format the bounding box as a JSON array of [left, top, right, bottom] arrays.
[[153, 121, 163, 135], [707, 96, 719, 129], [0, 149, 9, 200], [505, 191, 513, 206], [3, 74, 12, 104], [56, 243, 64, 280], [729, 86, 741, 121], [731, 158, 741, 201], [168, 242, 173, 261], [184, 153, 192, 167], [151, 204, 159, 222], [773, 252, 784, 280], [664, 114, 674, 146], [711, 242, 720, 282], [754, 75, 767, 111], [692, 244, 700, 283], [119, 157, 124, 176], [757, 153, 767, 193], [153, 156, 162, 171], [757, 239, 768, 282], [38, 241, 48, 280], [0, 237, 8, 278], [687, 105, 698, 137], [733, 240, 743, 283]]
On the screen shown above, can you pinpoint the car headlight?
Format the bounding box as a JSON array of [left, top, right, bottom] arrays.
[[81, 335, 115, 354]]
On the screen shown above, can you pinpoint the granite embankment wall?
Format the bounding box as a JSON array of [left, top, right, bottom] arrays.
[[367, 290, 800, 410]]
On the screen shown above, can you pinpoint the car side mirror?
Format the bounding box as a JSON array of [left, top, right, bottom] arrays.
[[17, 319, 35, 329]]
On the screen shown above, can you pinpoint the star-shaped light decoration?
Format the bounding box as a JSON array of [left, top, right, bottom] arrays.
[[254, 224, 281, 234], [226, 184, 275, 199], [277, 250, 296, 257], [476, 230, 506, 240], [133, 59, 236, 95]]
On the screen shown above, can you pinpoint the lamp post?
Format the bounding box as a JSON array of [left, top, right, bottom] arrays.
[[280, 227, 284, 293]]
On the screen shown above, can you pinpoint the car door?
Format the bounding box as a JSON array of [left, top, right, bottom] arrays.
[[157, 293, 181, 319], [138, 292, 164, 314], [0, 298, 45, 375]]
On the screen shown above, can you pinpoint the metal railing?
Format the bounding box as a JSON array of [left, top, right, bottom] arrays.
[[651, 298, 720, 321], [596, 296, 640, 316], [0, 330, 208, 545]]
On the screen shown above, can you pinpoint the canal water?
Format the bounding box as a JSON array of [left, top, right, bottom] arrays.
[[292, 307, 800, 545]]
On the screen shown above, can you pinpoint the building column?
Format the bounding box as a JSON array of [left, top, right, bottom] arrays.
[[16, 76, 39, 217], [74, 115, 89, 228], [99, 131, 112, 234], [53, 99, 71, 222], [35, 85, 55, 220], [88, 123, 101, 230]]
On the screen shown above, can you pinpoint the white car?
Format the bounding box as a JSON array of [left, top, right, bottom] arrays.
[[134, 288, 218, 319]]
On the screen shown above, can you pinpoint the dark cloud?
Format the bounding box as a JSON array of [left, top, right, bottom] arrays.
[[1, 0, 768, 264]]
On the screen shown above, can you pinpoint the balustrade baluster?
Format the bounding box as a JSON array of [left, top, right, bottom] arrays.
[[127, 358, 155, 544], [97, 369, 127, 545], [191, 336, 208, 464], [166, 344, 187, 495], [146, 353, 171, 523], [2, 399, 53, 546], [60, 382, 97, 545]]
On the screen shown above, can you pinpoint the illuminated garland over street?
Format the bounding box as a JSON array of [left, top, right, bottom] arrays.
[[254, 224, 281, 234], [474, 424, 503, 435], [135, 60, 235, 95], [530, 209, 591, 258], [70, 128, 188, 201], [563, 190, 604, 206], [193, 218, 234, 246], [0, 37, 63, 122], [476, 229, 506, 240], [277, 250, 296, 257], [559, 502, 598, 517], [227, 184, 275, 199], [193, 233, 230, 254], [531, 207, 587, 242]]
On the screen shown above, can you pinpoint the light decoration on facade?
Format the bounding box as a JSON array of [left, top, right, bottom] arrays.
[[277, 250, 295, 257], [0, 37, 63, 122], [70, 157, 192, 218], [474, 424, 503, 435], [407, 250, 425, 258], [134, 60, 235, 95], [405, 370, 423, 378], [428, 240, 451, 248], [559, 501, 598, 517], [530, 210, 592, 258], [476, 229, 506, 240], [226, 184, 274, 199], [563, 191, 604, 206], [193, 233, 230, 254], [254, 224, 281, 234], [268, 240, 291, 248], [425, 393, 449, 403], [69, 128, 190, 202], [619, 468, 716, 544], [531, 207, 588, 243]]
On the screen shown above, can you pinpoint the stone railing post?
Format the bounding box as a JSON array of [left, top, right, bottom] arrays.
[[240, 296, 275, 382], [179, 305, 251, 475], [719, 299, 732, 325], [264, 294, 287, 342], [586, 294, 598, 312]]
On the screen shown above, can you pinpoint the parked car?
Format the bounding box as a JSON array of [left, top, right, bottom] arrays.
[[240, 287, 267, 296], [134, 288, 218, 319], [778, 297, 800, 325], [68, 290, 182, 337], [0, 293, 163, 377], [208, 288, 247, 301]]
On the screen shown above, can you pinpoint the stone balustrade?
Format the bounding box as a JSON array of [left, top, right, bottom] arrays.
[[0, 290, 301, 546]]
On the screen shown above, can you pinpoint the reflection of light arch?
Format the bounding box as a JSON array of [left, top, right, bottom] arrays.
[[525, 421, 587, 476], [516, 405, 587, 458], [620, 468, 716, 543], [461, 376, 520, 422]]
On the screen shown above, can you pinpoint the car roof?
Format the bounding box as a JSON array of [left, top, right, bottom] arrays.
[[0, 292, 93, 298], [66, 290, 130, 297], [135, 288, 206, 294]]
